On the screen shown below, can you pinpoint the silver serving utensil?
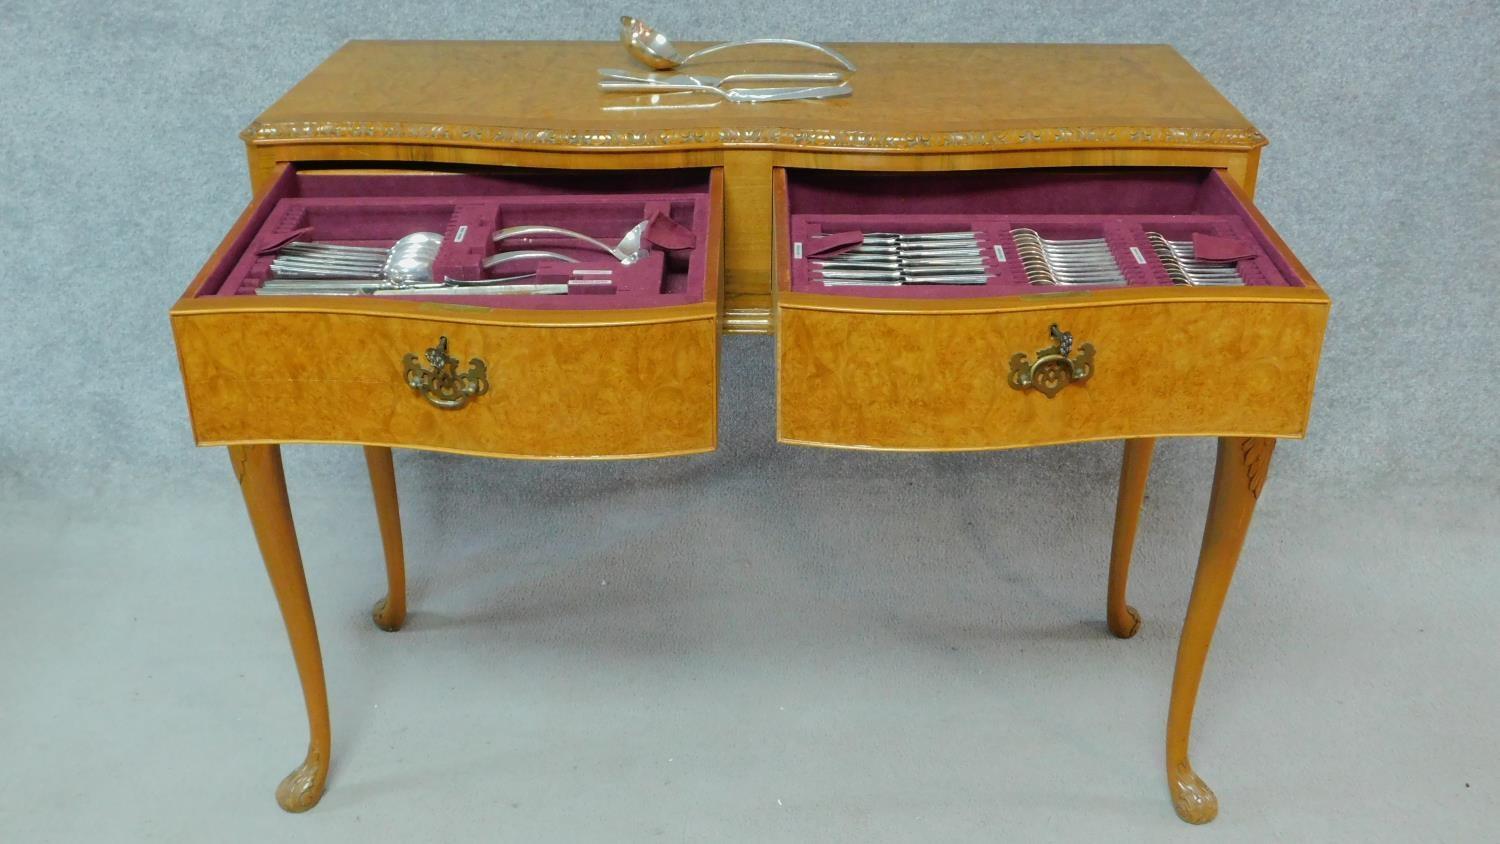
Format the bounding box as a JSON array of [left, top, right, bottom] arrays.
[[267, 231, 444, 284], [599, 80, 852, 103], [371, 276, 616, 297], [619, 16, 856, 71], [482, 249, 582, 270], [598, 67, 844, 87], [492, 220, 651, 265], [260, 249, 582, 294], [260, 270, 615, 297]]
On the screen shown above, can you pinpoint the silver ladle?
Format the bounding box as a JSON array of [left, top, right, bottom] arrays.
[[620, 16, 856, 72], [492, 219, 652, 265]]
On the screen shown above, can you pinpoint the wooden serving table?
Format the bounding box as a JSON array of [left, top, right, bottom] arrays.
[[171, 41, 1329, 823]]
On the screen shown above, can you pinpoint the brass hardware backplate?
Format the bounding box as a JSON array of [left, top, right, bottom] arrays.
[[1007, 324, 1095, 398], [403, 336, 490, 410]]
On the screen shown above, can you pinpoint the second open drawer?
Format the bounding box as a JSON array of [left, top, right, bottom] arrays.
[[772, 167, 1330, 450]]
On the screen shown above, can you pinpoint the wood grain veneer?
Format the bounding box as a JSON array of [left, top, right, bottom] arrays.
[[175, 311, 718, 458], [777, 298, 1328, 449]]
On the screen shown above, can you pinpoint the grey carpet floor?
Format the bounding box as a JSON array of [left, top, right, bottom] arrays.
[[3, 340, 1496, 841]]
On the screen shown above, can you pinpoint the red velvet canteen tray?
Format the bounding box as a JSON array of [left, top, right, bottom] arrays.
[[782, 168, 1307, 299], [193, 167, 716, 310]]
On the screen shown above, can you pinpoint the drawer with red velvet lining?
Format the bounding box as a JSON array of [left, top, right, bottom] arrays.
[[171, 164, 724, 458], [772, 167, 1330, 450]]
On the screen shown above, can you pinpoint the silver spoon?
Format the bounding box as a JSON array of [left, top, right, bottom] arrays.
[[267, 231, 443, 283], [619, 16, 856, 71]]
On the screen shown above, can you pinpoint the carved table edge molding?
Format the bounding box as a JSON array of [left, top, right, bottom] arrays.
[[242, 120, 1269, 153]]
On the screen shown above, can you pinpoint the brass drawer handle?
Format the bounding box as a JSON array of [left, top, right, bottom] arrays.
[[1007, 324, 1094, 398], [403, 336, 490, 410]]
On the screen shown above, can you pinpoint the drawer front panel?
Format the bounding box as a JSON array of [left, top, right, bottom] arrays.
[[777, 300, 1325, 449], [176, 311, 717, 458]]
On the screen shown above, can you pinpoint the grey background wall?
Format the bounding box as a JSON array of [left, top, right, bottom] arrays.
[[1, 0, 1495, 502], [2, 2, 1498, 841]]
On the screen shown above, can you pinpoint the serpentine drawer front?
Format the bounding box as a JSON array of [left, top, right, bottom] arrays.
[[773, 167, 1330, 450], [171, 164, 724, 458]]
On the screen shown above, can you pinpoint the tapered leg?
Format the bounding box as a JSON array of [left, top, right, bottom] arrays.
[[1107, 437, 1156, 638], [363, 446, 407, 632], [1165, 436, 1275, 824], [230, 444, 330, 813]]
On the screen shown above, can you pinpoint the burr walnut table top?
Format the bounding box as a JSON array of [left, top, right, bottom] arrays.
[[244, 40, 1265, 154]]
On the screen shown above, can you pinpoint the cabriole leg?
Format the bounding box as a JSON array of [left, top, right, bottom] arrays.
[[363, 446, 407, 632], [1165, 436, 1275, 824], [230, 444, 331, 813], [1107, 437, 1156, 638]]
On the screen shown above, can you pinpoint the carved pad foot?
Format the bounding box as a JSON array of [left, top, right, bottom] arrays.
[[1108, 605, 1142, 639], [275, 749, 327, 813], [372, 596, 405, 632], [1169, 761, 1218, 824]]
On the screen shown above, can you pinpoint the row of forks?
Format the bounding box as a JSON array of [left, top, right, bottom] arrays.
[[1146, 233, 1246, 286], [1012, 228, 1127, 287]]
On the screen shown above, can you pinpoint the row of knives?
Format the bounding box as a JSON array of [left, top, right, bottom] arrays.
[[808, 230, 1246, 288], [813, 232, 989, 287]]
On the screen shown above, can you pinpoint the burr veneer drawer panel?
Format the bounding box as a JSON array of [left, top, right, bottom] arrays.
[[171, 162, 725, 458], [173, 311, 718, 458], [772, 166, 1329, 450], [776, 299, 1327, 450]]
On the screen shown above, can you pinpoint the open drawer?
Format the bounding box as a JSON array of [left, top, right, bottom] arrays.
[[773, 167, 1329, 450], [172, 163, 723, 458]]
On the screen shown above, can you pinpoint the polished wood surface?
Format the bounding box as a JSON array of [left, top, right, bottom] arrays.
[[777, 298, 1327, 449], [229, 444, 329, 812], [364, 446, 406, 632], [247, 41, 1264, 154], [1167, 436, 1276, 823], [1107, 438, 1156, 639], [175, 311, 719, 458]]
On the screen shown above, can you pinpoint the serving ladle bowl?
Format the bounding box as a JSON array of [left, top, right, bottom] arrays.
[[620, 16, 856, 72], [493, 219, 652, 265]]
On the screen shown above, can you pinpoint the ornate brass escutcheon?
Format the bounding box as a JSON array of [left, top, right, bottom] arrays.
[[1007, 324, 1095, 398], [402, 336, 490, 410]]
